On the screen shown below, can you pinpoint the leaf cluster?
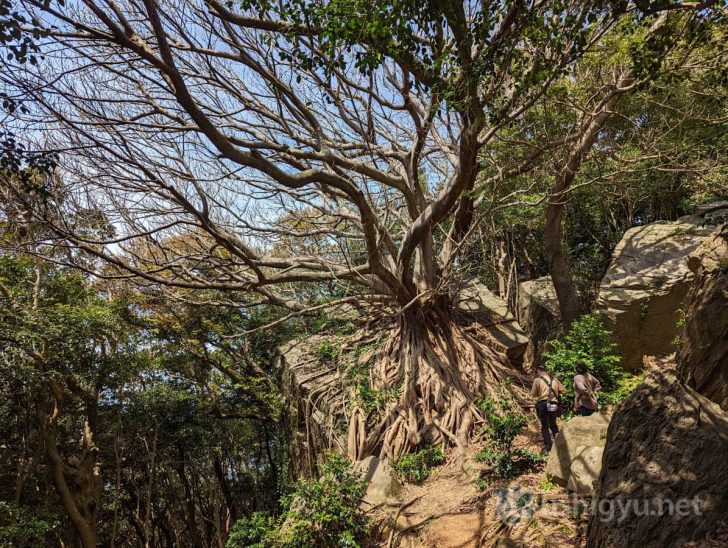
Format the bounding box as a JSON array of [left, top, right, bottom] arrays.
[[393, 446, 444, 484], [476, 391, 544, 486], [543, 313, 626, 410], [227, 453, 370, 548]]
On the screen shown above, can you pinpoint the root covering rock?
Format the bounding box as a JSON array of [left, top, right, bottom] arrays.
[[594, 208, 723, 371], [677, 226, 728, 411], [587, 369, 728, 547], [278, 338, 347, 477], [279, 307, 527, 466], [544, 413, 610, 486]]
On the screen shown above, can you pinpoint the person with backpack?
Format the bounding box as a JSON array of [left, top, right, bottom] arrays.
[[530, 365, 567, 453], [573, 361, 602, 416]]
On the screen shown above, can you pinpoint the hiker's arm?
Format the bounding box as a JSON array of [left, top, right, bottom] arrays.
[[558, 380, 568, 397], [530, 380, 538, 398]]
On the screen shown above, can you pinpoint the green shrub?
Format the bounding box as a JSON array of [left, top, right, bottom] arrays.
[[356, 382, 388, 413], [226, 512, 274, 548], [227, 453, 370, 548], [543, 313, 625, 411], [316, 339, 340, 364], [393, 446, 445, 484], [601, 372, 645, 405], [0, 502, 58, 548], [476, 393, 544, 486]]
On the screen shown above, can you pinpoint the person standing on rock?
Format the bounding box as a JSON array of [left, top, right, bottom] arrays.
[[531, 366, 567, 454], [573, 361, 602, 416]]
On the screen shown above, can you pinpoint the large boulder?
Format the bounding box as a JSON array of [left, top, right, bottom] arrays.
[[594, 207, 724, 371], [278, 338, 347, 478], [354, 456, 402, 506], [677, 227, 728, 411], [517, 276, 561, 367], [694, 200, 728, 223], [544, 413, 610, 486], [587, 369, 728, 547], [455, 279, 529, 361], [566, 445, 604, 495]]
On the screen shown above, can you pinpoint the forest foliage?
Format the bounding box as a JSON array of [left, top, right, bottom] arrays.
[[0, 0, 726, 546]]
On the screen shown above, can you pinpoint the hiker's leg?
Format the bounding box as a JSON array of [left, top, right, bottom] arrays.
[[548, 410, 559, 436], [536, 402, 552, 451], [540, 417, 552, 450], [541, 419, 551, 451]]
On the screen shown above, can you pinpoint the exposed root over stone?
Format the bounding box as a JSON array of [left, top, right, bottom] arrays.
[[341, 305, 529, 461]]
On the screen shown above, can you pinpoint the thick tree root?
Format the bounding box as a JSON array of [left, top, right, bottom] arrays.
[[343, 307, 528, 461]]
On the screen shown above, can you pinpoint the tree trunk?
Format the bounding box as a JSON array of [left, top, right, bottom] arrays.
[[42, 404, 100, 548], [543, 75, 633, 328], [144, 424, 159, 548], [544, 200, 582, 329], [110, 396, 123, 548], [495, 237, 510, 299], [175, 443, 204, 548], [14, 431, 41, 506], [212, 453, 236, 526], [261, 423, 278, 497]]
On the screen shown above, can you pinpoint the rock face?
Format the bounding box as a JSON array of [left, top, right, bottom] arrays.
[[278, 338, 346, 478], [455, 279, 529, 361], [517, 276, 561, 367], [544, 413, 610, 486], [587, 369, 728, 547], [594, 208, 723, 371], [695, 200, 728, 223], [566, 445, 604, 495], [354, 456, 401, 506], [677, 227, 728, 411]]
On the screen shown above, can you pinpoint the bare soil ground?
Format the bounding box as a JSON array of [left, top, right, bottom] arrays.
[[366, 421, 590, 548]]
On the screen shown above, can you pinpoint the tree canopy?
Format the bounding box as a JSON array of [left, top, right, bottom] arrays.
[[3, 0, 721, 311]]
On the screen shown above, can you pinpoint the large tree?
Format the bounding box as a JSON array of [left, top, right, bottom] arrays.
[[2, 0, 722, 459]]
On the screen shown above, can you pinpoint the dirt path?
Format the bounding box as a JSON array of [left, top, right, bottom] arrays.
[[371, 424, 590, 547]]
